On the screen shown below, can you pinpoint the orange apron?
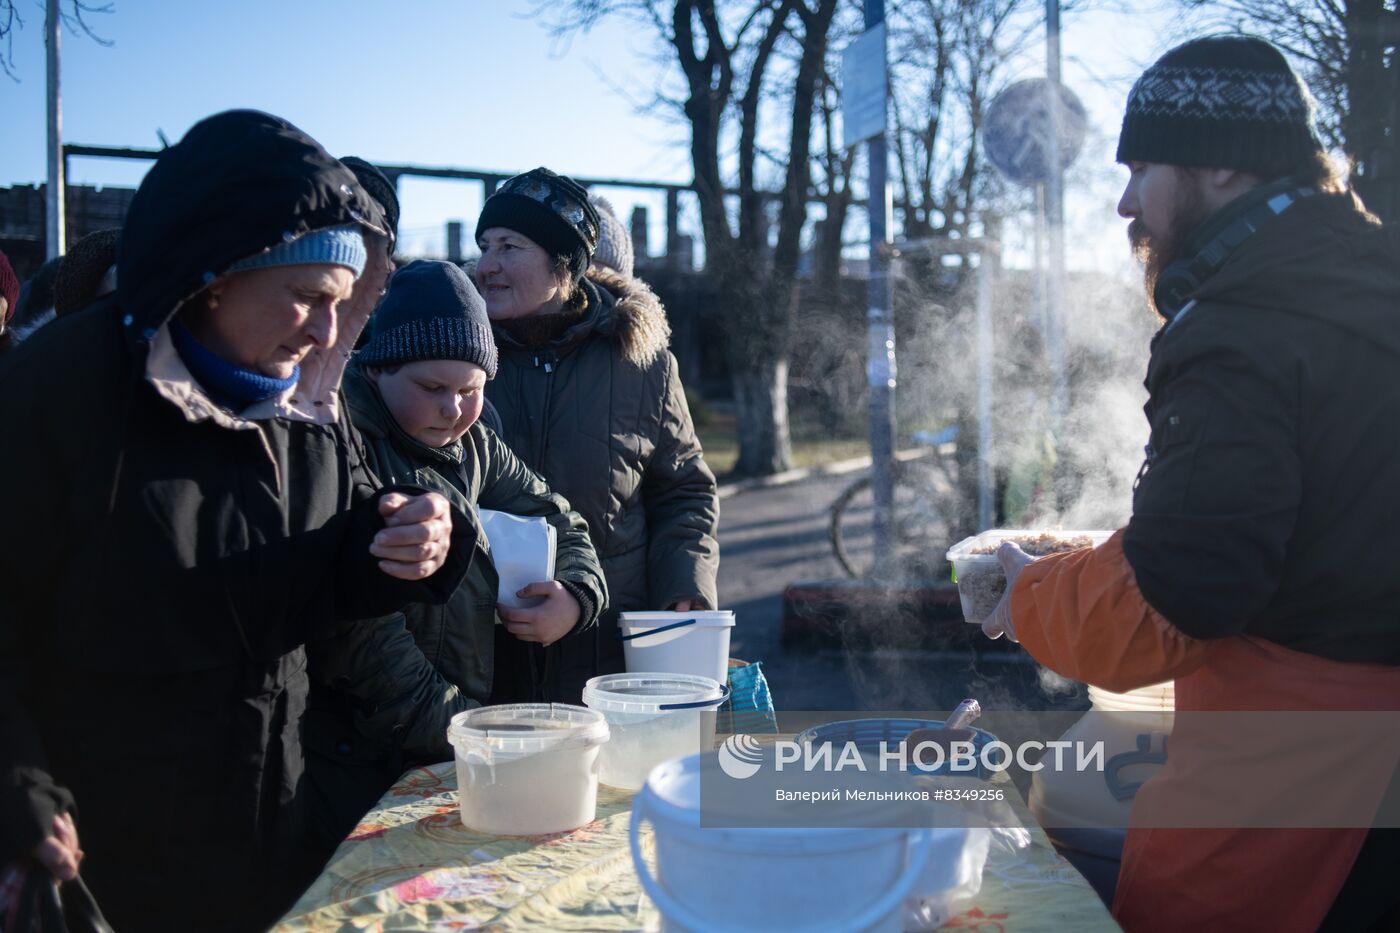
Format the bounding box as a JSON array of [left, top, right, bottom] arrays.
[[1011, 534, 1400, 931]]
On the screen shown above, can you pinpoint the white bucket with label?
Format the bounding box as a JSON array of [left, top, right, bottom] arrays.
[[630, 753, 937, 933], [1029, 681, 1175, 905], [583, 673, 729, 791], [448, 703, 609, 836], [620, 611, 734, 686]]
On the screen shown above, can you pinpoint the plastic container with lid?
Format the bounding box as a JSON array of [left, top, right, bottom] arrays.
[[619, 610, 735, 686], [945, 529, 1113, 625], [447, 703, 609, 836], [583, 673, 729, 791], [631, 753, 978, 933]]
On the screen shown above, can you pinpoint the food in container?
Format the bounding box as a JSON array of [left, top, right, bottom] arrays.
[[945, 530, 1111, 626]]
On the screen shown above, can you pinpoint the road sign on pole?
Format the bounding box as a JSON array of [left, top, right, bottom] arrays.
[[841, 22, 887, 150], [848, 4, 897, 577], [982, 78, 1086, 187]]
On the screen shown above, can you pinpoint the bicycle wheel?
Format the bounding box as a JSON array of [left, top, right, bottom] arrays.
[[829, 459, 957, 579]]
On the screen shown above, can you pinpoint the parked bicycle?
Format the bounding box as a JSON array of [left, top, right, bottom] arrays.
[[829, 425, 961, 579]]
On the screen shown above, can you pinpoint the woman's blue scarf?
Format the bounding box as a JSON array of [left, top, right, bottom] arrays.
[[169, 320, 299, 411]]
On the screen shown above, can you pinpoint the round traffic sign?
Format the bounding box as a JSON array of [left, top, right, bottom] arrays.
[[983, 78, 1088, 186]]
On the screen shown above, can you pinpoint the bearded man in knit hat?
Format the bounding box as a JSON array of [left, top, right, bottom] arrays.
[[979, 36, 1400, 930]]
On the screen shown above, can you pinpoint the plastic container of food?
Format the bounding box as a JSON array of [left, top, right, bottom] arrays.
[[447, 703, 609, 836], [945, 529, 1113, 626], [582, 673, 728, 790]]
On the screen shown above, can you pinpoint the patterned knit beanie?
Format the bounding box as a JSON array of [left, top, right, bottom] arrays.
[[475, 167, 599, 281], [1116, 36, 1324, 177], [358, 259, 497, 378]]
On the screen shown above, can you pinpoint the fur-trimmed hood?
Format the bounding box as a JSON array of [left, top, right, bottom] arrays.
[[584, 266, 671, 368]]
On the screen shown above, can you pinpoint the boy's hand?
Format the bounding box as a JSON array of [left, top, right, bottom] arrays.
[[498, 582, 581, 647]]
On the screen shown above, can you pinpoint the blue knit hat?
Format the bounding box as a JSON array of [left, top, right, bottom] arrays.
[[358, 260, 497, 378], [226, 223, 367, 279]]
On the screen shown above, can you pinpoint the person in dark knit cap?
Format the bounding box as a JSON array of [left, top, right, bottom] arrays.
[[303, 259, 605, 846], [53, 228, 120, 318], [978, 35, 1400, 931], [340, 156, 400, 350], [475, 167, 718, 706], [341, 157, 400, 245]]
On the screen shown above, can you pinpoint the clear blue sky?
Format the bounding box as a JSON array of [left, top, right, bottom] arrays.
[[0, 1, 1190, 266]]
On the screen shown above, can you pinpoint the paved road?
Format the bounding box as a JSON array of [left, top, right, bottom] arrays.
[[716, 470, 1090, 715]]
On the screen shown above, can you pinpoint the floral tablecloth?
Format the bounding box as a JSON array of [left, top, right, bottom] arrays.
[[275, 760, 1118, 932]]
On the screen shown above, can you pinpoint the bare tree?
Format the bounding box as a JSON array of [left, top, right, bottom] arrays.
[[1183, 0, 1400, 221], [0, 0, 113, 80], [886, 0, 1049, 245], [540, 0, 841, 476]]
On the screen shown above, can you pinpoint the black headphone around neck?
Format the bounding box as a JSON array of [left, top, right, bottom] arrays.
[[1153, 177, 1318, 323]]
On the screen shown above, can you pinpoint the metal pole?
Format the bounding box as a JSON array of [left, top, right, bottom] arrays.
[[864, 0, 898, 576], [1033, 182, 1047, 338], [1045, 0, 1067, 441], [45, 0, 65, 259], [975, 250, 994, 530]]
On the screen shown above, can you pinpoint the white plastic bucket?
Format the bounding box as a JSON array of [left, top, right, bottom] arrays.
[[447, 703, 609, 836], [619, 611, 735, 686], [583, 673, 729, 791], [1029, 681, 1175, 906], [629, 754, 932, 933]]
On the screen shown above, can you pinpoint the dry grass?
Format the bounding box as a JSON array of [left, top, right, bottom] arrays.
[[696, 410, 870, 478]]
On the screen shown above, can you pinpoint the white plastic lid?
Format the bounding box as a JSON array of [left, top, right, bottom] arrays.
[[619, 610, 735, 629], [447, 703, 609, 756], [583, 673, 725, 714]]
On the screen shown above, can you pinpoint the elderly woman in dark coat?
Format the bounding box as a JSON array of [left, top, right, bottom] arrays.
[[0, 111, 471, 931]]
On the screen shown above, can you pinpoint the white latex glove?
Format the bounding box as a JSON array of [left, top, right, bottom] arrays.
[[983, 541, 1035, 641]]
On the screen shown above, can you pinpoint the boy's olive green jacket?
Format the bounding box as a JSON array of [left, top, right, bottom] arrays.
[[303, 364, 607, 843]]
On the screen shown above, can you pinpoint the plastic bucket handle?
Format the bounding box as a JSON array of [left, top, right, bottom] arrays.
[[658, 682, 731, 711], [629, 791, 929, 933], [619, 618, 697, 641]]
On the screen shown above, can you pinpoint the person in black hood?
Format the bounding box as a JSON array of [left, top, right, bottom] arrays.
[[0, 110, 473, 931]]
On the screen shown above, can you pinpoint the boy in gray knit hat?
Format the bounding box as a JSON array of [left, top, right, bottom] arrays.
[[303, 260, 608, 845]]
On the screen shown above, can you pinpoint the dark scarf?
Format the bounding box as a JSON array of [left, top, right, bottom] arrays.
[[494, 299, 588, 350], [169, 319, 299, 411]]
